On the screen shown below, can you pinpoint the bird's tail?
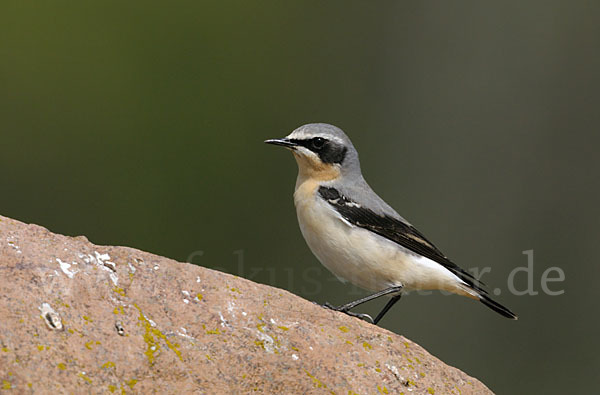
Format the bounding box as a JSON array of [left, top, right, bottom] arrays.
[[479, 293, 518, 320], [457, 283, 518, 319]]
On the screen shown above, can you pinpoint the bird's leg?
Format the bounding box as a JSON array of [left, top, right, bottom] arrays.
[[373, 294, 402, 325], [320, 285, 403, 324], [334, 286, 403, 311]]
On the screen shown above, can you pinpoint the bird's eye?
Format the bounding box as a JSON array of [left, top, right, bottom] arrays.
[[311, 137, 326, 150]]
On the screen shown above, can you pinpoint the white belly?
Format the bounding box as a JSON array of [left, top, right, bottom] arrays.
[[293, 182, 466, 294]]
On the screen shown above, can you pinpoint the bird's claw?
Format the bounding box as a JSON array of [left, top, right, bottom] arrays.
[[319, 302, 374, 324], [344, 311, 374, 323]]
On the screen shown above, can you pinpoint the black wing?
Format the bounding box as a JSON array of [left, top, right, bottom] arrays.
[[318, 186, 484, 292]]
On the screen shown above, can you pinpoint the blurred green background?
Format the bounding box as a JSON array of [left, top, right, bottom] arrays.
[[2, 1, 599, 393]]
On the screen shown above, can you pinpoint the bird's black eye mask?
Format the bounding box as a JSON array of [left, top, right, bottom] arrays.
[[289, 137, 347, 164]]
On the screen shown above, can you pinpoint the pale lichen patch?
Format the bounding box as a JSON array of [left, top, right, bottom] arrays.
[[56, 258, 78, 279]]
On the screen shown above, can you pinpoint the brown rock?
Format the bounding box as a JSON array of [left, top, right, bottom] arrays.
[[0, 215, 492, 394]]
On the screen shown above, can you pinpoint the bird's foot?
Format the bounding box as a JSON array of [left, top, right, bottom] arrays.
[[321, 302, 337, 310], [342, 311, 374, 323], [320, 302, 374, 324]]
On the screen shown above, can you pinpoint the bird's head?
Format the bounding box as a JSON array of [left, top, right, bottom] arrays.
[[265, 123, 361, 181]]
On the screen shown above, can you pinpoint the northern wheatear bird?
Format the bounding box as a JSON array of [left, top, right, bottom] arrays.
[[265, 123, 517, 325]]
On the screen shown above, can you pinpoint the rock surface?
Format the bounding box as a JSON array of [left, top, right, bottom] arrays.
[[0, 215, 492, 394]]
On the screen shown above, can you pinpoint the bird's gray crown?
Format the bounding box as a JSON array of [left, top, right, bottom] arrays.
[[286, 123, 361, 176]]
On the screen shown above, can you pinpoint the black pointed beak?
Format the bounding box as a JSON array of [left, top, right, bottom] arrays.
[[264, 138, 297, 149]]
